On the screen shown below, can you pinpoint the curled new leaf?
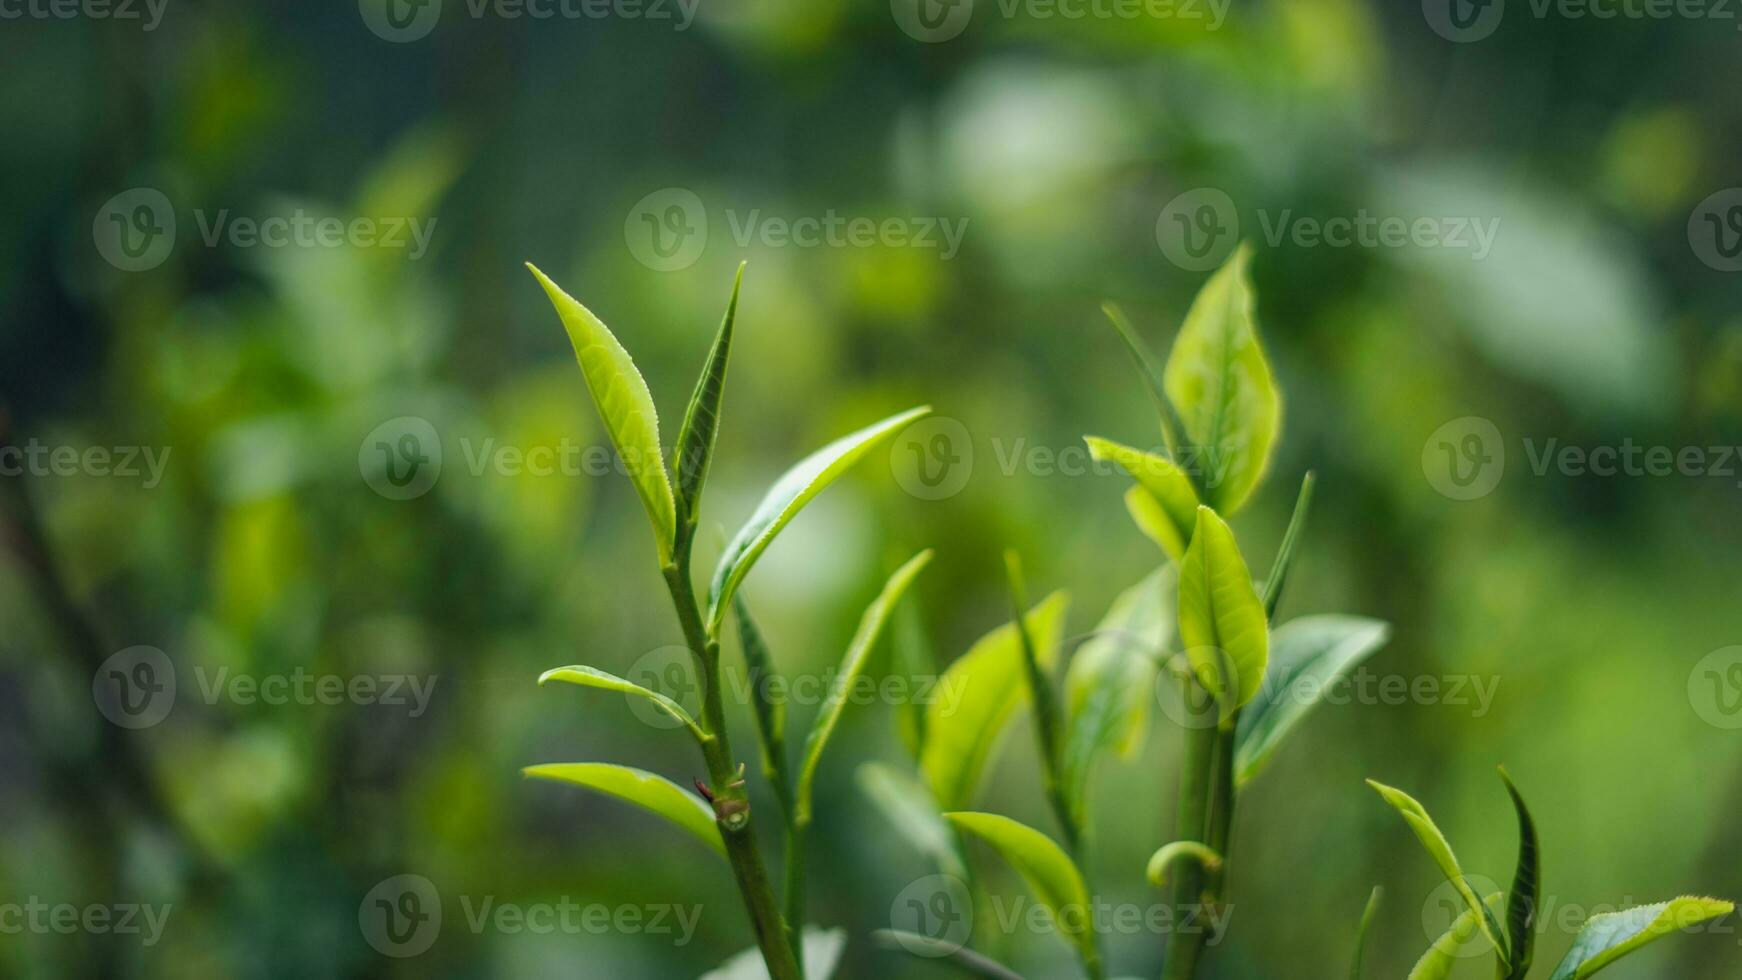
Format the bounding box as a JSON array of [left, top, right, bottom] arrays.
[[794, 550, 933, 825], [527, 264, 677, 562], [523, 763, 725, 860], [1161, 244, 1280, 514], [706, 406, 932, 631], [1499, 768, 1539, 980], [537, 664, 708, 743], [673, 263, 743, 526], [1546, 897, 1735, 980]]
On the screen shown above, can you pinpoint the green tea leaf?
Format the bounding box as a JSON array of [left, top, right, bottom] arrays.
[[537, 664, 707, 743], [733, 593, 789, 810], [527, 264, 677, 562], [857, 762, 966, 878], [1260, 472, 1315, 621], [1085, 437, 1200, 561], [1408, 892, 1504, 980], [522, 763, 724, 860], [1499, 768, 1539, 980], [702, 926, 848, 980], [795, 550, 934, 825], [1060, 567, 1172, 826], [1547, 897, 1734, 980], [672, 262, 743, 527], [945, 811, 1098, 972], [1178, 506, 1268, 713], [1161, 244, 1280, 514], [1123, 486, 1179, 556], [922, 592, 1070, 810], [1367, 779, 1509, 959], [1352, 886, 1382, 980], [1234, 616, 1391, 785], [707, 406, 932, 631], [1101, 301, 1185, 458]]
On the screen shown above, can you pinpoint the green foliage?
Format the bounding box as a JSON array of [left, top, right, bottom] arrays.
[[672, 261, 744, 527], [1407, 893, 1505, 980], [1500, 767, 1540, 980], [946, 811, 1102, 978], [522, 763, 726, 860], [537, 664, 708, 744], [1547, 898, 1734, 980], [1233, 616, 1391, 785], [1351, 886, 1382, 980], [1084, 438, 1200, 561], [1366, 779, 1510, 959], [1177, 505, 1268, 714]]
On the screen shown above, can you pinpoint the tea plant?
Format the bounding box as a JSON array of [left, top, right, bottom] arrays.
[[869, 246, 1397, 979], [1360, 772, 1732, 979], [520, 261, 934, 979]]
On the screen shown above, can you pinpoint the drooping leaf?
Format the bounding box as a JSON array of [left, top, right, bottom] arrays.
[[1352, 886, 1382, 980], [733, 593, 789, 809], [701, 926, 849, 980], [672, 262, 744, 526], [921, 592, 1070, 811], [945, 811, 1099, 972], [1161, 244, 1280, 514], [1233, 616, 1391, 785], [1060, 567, 1173, 825], [1178, 506, 1268, 713], [1546, 897, 1734, 980], [1499, 768, 1539, 980], [1408, 892, 1504, 980], [857, 762, 966, 878], [537, 664, 707, 743], [522, 763, 724, 860], [1367, 780, 1509, 960], [706, 406, 932, 631], [794, 550, 934, 825], [1085, 437, 1200, 561], [526, 264, 677, 562]]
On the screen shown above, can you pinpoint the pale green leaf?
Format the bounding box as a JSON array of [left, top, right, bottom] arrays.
[[1161, 243, 1280, 514], [1178, 506, 1268, 712], [527, 264, 677, 562], [1368, 779, 1509, 958], [1352, 886, 1382, 980], [537, 664, 707, 743], [946, 811, 1098, 970], [795, 550, 934, 825], [706, 406, 932, 631], [1060, 566, 1173, 825], [701, 927, 848, 980], [1408, 892, 1504, 980], [1123, 486, 1178, 556], [857, 762, 966, 878], [522, 763, 724, 860], [1547, 897, 1734, 980], [1233, 616, 1391, 785], [1086, 436, 1200, 561], [673, 262, 743, 525], [921, 592, 1070, 811]]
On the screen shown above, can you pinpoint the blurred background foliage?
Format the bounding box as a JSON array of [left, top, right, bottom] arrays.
[[2, 0, 1741, 976]]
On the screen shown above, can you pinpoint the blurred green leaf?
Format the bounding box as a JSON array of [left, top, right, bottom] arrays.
[[702, 926, 848, 980], [734, 594, 790, 808], [946, 811, 1098, 974], [1368, 779, 1509, 960], [706, 406, 932, 632], [1352, 886, 1382, 980], [1085, 437, 1199, 561], [522, 763, 725, 860], [1234, 615, 1391, 785], [857, 762, 965, 879], [1547, 898, 1734, 980], [1408, 892, 1504, 980], [537, 664, 708, 743]]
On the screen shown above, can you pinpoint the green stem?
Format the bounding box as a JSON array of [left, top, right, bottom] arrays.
[[784, 819, 807, 976], [1004, 551, 1081, 856], [1161, 676, 1217, 980], [662, 557, 802, 980]]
